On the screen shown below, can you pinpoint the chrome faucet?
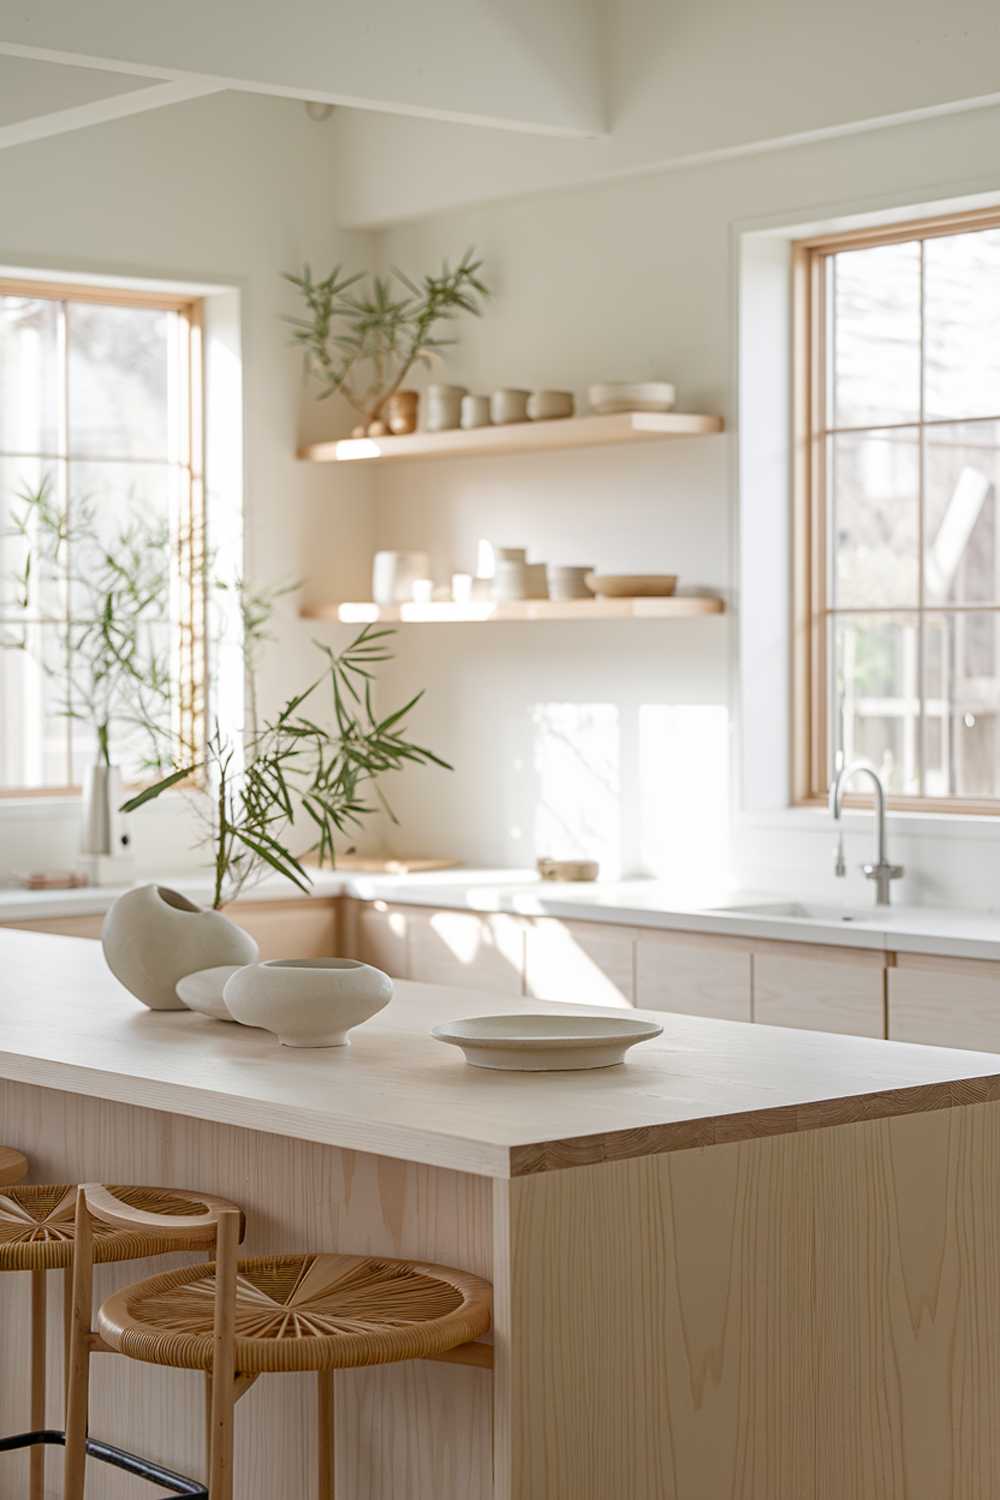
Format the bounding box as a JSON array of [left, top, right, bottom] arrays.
[[829, 761, 904, 906]]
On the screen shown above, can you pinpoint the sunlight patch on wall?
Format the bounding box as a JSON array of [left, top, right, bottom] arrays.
[[639, 705, 729, 892], [532, 702, 621, 877]]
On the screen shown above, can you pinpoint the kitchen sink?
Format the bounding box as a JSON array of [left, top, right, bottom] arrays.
[[708, 900, 878, 924]]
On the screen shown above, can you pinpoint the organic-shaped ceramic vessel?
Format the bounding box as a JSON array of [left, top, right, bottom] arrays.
[[102, 885, 259, 1012], [224, 958, 393, 1047]]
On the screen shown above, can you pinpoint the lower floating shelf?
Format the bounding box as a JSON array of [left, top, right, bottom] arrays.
[[301, 596, 726, 624]]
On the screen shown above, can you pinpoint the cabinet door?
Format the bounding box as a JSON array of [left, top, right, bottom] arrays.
[[233, 899, 338, 961], [752, 948, 885, 1038], [636, 932, 751, 1021], [888, 958, 1000, 1051], [356, 903, 411, 978], [525, 919, 635, 1007], [0, 915, 103, 939], [408, 909, 524, 994]]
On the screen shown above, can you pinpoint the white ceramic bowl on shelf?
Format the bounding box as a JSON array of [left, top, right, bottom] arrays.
[[588, 381, 676, 414], [224, 958, 393, 1048]]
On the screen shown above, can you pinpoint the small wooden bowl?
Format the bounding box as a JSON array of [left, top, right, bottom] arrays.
[[584, 573, 677, 598]]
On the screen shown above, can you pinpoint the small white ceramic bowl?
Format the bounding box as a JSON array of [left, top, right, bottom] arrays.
[[175, 964, 245, 1021], [223, 958, 393, 1048]]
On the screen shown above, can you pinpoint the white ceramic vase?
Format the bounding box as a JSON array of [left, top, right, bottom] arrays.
[[102, 885, 259, 1012], [81, 764, 134, 884], [224, 958, 393, 1047]]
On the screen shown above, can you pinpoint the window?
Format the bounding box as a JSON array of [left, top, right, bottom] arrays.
[[794, 210, 1000, 811], [0, 281, 204, 792]]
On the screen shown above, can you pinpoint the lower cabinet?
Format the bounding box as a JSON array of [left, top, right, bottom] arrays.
[[888, 955, 1000, 1051], [234, 899, 338, 961], [350, 900, 523, 993], [635, 931, 752, 1021], [525, 918, 635, 1007], [751, 947, 885, 1038]]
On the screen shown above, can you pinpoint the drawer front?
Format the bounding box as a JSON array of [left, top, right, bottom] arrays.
[[636, 935, 751, 1021], [525, 920, 634, 1007], [753, 953, 885, 1038], [234, 900, 338, 961], [356, 903, 411, 978], [409, 909, 524, 994], [888, 966, 1000, 1052]]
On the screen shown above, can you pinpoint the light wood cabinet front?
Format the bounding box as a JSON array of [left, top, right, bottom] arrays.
[[409, 908, 524, 994], [888, 956, 1000, 1051], [636, 931, 752, 1021], [234, 899, 338, 960], [752, 948, 886, 1037], [524, 919, 635, 1007]]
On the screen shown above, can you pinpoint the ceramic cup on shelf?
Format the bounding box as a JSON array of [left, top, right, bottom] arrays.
[[546, 565, 595, 601], [385, 389, 419, 435], [102, 885, 259, 1012], [528, 390, 575, 421], [372, 550, 431, 605], [424, 384, 467, 432], [490, 388, 530, 425], [224, 958, 394, 1048], [460, 394, 492, 429]]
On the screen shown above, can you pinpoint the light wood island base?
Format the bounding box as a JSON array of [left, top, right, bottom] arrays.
[[3, 932, 1000, 1499]]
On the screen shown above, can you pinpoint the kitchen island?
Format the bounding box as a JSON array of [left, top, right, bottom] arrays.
[[3, 931, 1000, 1499]]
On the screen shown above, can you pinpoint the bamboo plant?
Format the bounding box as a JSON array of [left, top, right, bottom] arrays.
[[285, 248, 489, 428], [123, 591, 450, 909]]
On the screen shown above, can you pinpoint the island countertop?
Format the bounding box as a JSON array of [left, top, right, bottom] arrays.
[[4, 930, 1000, 1178]]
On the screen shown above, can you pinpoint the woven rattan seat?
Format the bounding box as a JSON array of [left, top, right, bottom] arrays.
[[0, 1185, 227, 1272], [98, 1251, 492, 1375]]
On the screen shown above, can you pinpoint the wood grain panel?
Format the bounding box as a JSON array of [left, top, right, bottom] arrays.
[[753, 951, 886, 1037], [408, 909, 524, 995], [524, 919, 634, 1007], [231, 898, 338, 960], [497, 1103, 1000, 1499], [0, 914, 103, 939], [0, 1081, 492, 1500], [636, 930, 752, 1020], [889, 965, 1000, 1052], [353, 901, 412, 978]]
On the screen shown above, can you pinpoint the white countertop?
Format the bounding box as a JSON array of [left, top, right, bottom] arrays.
[[2, 867, 1000, 960], [4, 931, 1000, 1179]]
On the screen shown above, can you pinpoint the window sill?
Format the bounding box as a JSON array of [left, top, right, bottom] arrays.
[[739, 805, 1000, 842]]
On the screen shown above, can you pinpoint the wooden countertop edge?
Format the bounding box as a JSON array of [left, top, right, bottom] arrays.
[[507, 1072, 1000, 1175]]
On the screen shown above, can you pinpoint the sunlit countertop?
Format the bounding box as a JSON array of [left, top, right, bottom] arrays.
[[1, 868, 999, 961]]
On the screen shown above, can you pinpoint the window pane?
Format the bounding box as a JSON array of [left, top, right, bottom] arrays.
[[67, 460, 176, 621], [832, 429, 918, 608], [0, 296, 60, 455], [924, 612, 1000, 799], [833, 614, 920, 795], [925, 229, 1000, 421], [0, 458, 67, 621], [832, 241, 921, 428], [0, 625, 70, 786], [67, 303, 174, 459], [925, 420, 1000, 605]]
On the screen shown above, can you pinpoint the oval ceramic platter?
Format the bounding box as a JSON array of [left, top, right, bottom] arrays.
[[431, 1013, 663, 1072]]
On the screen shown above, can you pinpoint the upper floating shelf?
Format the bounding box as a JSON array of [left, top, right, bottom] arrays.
[[298, 410, 724, 464], [301, 597, 726, 624]]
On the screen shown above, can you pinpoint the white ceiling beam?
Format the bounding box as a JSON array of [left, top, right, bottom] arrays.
[[0, 76, 223, 151], [0, 0, 606, 138]]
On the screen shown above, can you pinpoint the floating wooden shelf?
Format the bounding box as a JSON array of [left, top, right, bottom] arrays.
[[297, 410, 723, 464], [301, 596, 726, 624]]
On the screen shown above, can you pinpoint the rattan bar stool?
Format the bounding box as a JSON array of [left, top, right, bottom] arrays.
[[65, 1184, 493, 1500], [0, 1180, 242, 1500]]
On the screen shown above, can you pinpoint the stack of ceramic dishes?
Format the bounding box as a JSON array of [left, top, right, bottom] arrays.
[[588, 381, 675, 414], [546, 565, 594, 600]]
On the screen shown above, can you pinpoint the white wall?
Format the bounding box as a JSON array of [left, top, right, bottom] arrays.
[[338, 99, 1000, 905], [0, 90, 377, 878]]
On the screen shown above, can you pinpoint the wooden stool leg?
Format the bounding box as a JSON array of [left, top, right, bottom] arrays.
[[63, 1264, 73, 1411], [29, 1268, 47, 1500], [64, 1190, 95, 1500], [208, 1211, 240, 1500], [317, 1371, 334, 1499]]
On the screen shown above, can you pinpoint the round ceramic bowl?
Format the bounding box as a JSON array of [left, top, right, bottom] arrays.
[[175, 964, 245, 1022], [223, 958, 393, 1048], [432, 1013, 663, 1071]]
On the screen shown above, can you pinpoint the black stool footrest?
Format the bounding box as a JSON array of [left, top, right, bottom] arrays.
[[0, 1429, 207, 1498]]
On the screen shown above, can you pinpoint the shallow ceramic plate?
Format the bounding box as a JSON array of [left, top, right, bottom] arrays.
[[175, 964, 245, 1021], [431, 1013, 663, 1071], [589, 381, 676, 414], [585, 573, 677, 597]]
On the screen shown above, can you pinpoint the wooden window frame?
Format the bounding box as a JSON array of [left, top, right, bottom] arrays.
[[0, 278, 206, 796], [792, 205, 1000, 816]]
